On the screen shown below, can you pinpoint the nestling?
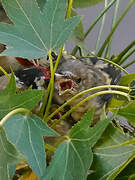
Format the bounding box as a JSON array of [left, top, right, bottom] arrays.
[[54, 55, 121, 124]]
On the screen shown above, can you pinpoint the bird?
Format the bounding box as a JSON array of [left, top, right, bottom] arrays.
[[53, 55, 121, 125], [0, 46, 121, 126], [0, 66, 51, 91], [0, 43, 52, 75]]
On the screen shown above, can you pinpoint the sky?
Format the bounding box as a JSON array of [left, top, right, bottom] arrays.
[[67, 0, 135, 73]]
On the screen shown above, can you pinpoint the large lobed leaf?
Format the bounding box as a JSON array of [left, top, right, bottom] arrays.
[[4, 113, 58, 179], [43, 110, 111, 180], [0, 74, 43, 119], [37, 0, 46, 10], [88, 124, 135, 180], [0, 126, 21, 180], [0, 0, 80, 59]]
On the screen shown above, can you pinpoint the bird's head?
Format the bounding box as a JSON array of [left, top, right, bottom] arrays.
[[54, 71, 81, 102], [15, 66, 51, 90]]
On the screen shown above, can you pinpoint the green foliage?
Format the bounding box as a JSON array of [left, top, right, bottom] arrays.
[[43, 110, 110, 180], [120, 74, 135, 86], [117, 101, 135, 126], [73, 0, 104, 8], [70, 9, 87, 52], [0, 73, 43, 119], [37, 0, 46, 9], [0, 126, 21, 180], [116, 159, 135, 180], [89, 124, 135, 180], [4, 113, 57, 178], [0, 0, 80, 59], [0, 0, 135, 179], [69, 110, 112, 148]]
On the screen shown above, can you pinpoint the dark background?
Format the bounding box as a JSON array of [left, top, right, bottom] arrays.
[[67, 0, 135, 73]]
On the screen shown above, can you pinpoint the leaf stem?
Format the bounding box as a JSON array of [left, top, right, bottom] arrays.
[[66, 0, 73, 18], [39, 48, 64, 118], [0, 108, 31, 127], [97, 0, 135, 57], [45, 144, 56, 153], [71, 0, 117, 55], [95, 0, 108, 53], [0, 66, 10, 78], [84, 0, 117, 39], [117, 40, 135, 64], [51, 90, 130, 128], [46, 136, 69, 154], [46, 85, 130, 123], [43, 50, 54, 120], [40, 0, 72, 116], [54, 136, 69, 148], [85, 56, 129, 74], [123, 59, 135, 69], [119, 48, 135, 65], [54, 46, 64, 73], [105, 0, 120, 58]]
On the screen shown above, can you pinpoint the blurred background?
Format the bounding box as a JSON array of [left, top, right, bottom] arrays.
[[67, 0, 135, 73]]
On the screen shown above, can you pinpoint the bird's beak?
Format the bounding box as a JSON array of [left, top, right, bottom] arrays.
[[55, 73, 73, 95]]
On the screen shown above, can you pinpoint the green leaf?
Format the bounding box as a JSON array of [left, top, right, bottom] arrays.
[[117, 101, 135, 126], [115, 159, 135, 180], [69, 110, 112, 147], [120, 73, 135, 86], [0, 0, 80, 59], [129, 80, 135, 99], [70, 10, 87, 52], [37, 0, 46, 10], [108, 97, 128, 108], [4, 114, 58, 178], [43, 110, 111, 180], [0, 74, 43, 119], [88, 124, 135, 180], [73, 0, 104, 8], [0, 126, 21, 180], [44, 140, 93, 180]]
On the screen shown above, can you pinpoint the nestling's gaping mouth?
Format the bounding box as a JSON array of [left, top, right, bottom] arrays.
[[59, 79, 73, 95], [60, 80, 73, 91], [59, 79, 73, 96], [55, 73, 73, 95]]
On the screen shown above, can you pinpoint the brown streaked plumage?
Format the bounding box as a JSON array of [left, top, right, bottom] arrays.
[[54, 55, 121, 124]]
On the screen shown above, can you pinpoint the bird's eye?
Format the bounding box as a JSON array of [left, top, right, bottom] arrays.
[[76, 78, 81, 83]]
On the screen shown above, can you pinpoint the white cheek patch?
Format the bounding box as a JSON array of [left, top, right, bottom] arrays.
[[15, 76, 24, 88], [34, 76, 45, 90]]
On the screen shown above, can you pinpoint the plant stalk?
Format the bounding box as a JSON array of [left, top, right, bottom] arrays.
[[51, 90, 130, 128], [105, 0, 120, 58], [84, 56, 129, 74], [0, 108, 31, 126], [95, 0, 108, 53], [97, 0, 135, 57], [119, 48, 135, 65], [117, 40, 135, 64], [123, 59, 135, 69], [71, 0, 118, 55], [43, 51, 54, 120], [0, 66, 10, 78], [46, 85, 130, 123]]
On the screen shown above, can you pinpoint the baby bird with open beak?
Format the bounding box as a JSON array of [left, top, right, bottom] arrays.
[[54, 55, 121, 124]]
